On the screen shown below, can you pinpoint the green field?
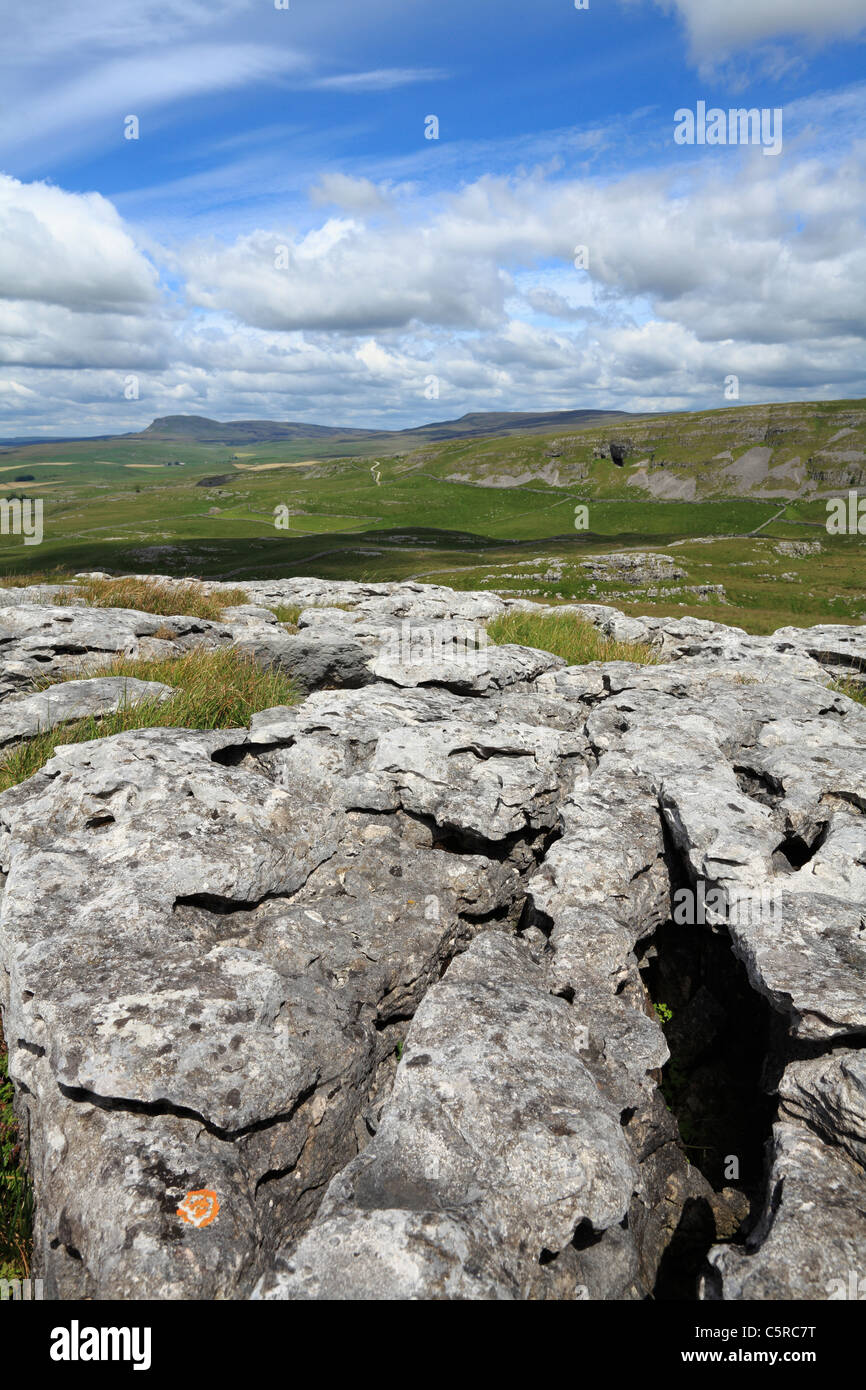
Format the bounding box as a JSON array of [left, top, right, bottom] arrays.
[[1, 397, 864, 634]]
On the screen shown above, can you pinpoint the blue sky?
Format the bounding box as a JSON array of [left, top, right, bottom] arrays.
[[1, 0, 865, 435]]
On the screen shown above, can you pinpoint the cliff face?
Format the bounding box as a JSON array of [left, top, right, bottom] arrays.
[[1, 576, 865, 1301]]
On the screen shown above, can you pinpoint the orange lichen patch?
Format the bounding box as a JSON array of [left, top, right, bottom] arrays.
[[177, 1189, 220, 1229]]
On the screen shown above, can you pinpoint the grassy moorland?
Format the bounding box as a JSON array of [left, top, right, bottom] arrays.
[[0, 397, 863, 634]]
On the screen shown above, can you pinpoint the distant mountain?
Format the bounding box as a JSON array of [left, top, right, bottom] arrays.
[[396, 409, 631, 442], [0, 433, 117, 449], [140, 416, 382, 444], [139, 408, 631, 447]]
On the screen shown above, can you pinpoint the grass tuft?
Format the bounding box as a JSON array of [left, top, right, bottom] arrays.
[[270, 603, 302, 628], [0, 1014, 33, 1281], [268, 600, 358, 629], [832, 677, 866, 706], [1, 570, 74, 590], [0, 647, 300, 794], [487, 609, 659, 666], [51, 577, 248, 621]]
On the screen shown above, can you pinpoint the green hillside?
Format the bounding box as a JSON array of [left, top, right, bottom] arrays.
[[1, 397, 863, 635]]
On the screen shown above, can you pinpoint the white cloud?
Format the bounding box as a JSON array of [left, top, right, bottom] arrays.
[[0, 176, 159, 312], [181, 221, 508, 331], [10, 1, 256, 61], [177, 150, 866, 353], [0, 380, 38, 400], [311, 67, 448, 92], [2, 133, 866, 433], [0, 1, 447, 170], [629, 0, 866, 61], [0, 45, 307, 166], [523, 289, 590, 321], [0, 301, 173, 371], [310, 174, 396, 212]]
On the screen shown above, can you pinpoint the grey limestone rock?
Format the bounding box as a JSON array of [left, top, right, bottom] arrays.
[[0, 575, 864, 1300], [0, 676, 174, 746]]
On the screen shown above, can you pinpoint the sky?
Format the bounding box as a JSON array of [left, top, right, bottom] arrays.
[[1, 0, 865, 437]]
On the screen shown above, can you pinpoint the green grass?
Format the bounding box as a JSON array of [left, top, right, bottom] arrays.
[[487, 610, 659, 666], [270, 603, 302, 627], [0, 648, 301, 794], [0, 1014, 33, 1281], [832, 678, 866, 706]]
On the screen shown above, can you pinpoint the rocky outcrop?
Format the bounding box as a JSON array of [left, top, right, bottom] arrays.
[[0, 576, 865, 1300], [579, 552, 685, 585]]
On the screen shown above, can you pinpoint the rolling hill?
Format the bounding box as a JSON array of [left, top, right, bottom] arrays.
[[139, 407, 634, 448], [0, 396, 864, 637]]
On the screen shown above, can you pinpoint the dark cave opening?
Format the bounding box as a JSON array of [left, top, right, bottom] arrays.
[[772, 823, 828, 871], [639, 917, 776, 1198]]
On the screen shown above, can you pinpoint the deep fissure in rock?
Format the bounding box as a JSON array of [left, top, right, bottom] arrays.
[[399, 806, 562, 866], [639, 917, 775, 1199], [634, 903, 779, 1301]]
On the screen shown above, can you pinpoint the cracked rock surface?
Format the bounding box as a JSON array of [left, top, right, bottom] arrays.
[[0, 575, 865, 1300]]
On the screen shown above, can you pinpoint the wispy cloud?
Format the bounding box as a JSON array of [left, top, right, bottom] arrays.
[[311, 67, 449, 92], [1, 44, 308, 170], [10, 0, 256, 63]]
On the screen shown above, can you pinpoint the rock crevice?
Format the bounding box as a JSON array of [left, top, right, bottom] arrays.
[[0, 576, 865, 1299]]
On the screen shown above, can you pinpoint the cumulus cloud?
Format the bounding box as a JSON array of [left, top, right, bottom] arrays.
[[524, 288, 592, 321], [0, 301, 174, 371], [177, 151, 866, 352], [309, 175, 393, 213], [628, 0, 866, 61], [181, 220, 509, 331], [0, 175, 159, 312], [2, 133, 866, 432]]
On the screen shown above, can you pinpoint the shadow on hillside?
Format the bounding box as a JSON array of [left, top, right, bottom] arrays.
[[0, 527, 706, 586]]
